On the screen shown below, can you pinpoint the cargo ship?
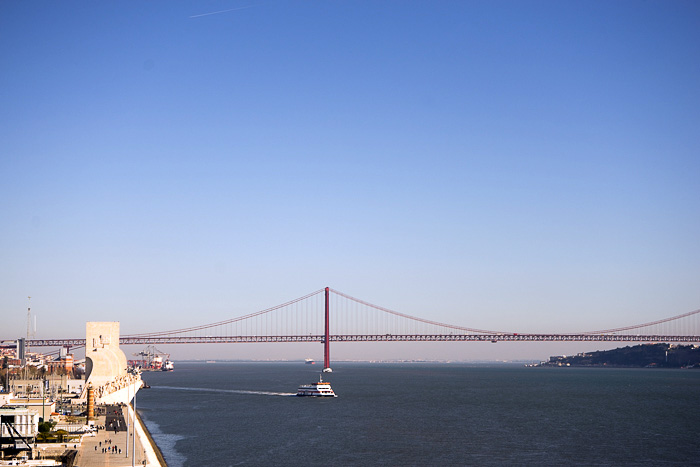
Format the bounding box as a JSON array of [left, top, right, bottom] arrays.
[[131, 345, 174, 371]]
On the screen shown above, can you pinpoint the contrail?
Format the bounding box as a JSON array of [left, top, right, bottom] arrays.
[[189, 5, 255, 19]]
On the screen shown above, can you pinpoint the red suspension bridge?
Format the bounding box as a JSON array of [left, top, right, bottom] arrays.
[[19, 287, 700, 370]]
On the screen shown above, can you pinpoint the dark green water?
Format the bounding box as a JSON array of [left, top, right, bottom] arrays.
[[137, 362, 700, 466]]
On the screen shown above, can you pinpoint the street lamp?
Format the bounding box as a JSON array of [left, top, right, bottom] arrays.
[[41, 376, 45, 423], [126, 369, 129, 459], [132, 386, 136, 467]]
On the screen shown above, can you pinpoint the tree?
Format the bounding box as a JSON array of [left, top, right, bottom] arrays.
[[38, 421, 56, 433]]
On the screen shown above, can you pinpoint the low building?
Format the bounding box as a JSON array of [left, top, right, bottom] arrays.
[[0, 407, 38, 455], [1, 391, 55, 419], [47, 354, 74, 374], [6, 378, 85, 399], [6, 398, 55, 419]]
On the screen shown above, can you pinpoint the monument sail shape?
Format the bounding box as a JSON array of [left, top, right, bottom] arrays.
[[80, 321, 142, 404]]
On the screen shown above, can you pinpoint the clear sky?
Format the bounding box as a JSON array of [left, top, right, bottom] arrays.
[[1, 1, 699, 361]]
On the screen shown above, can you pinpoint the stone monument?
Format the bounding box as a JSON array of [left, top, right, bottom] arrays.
[[81, 321, 141, 404]]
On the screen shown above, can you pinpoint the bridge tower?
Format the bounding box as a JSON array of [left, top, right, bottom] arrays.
[[323, 287, 331, 372]]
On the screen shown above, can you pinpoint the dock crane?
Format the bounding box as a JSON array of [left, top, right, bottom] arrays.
[[131, 345, 173, 371]]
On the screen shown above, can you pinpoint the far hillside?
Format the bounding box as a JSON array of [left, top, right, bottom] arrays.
[[546, 344, 700, 368]]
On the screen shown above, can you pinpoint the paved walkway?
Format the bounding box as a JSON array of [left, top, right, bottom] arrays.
[[73, 404, 161, 467]]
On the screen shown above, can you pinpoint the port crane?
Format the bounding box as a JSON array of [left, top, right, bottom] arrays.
[[132, 345, 172, 371]]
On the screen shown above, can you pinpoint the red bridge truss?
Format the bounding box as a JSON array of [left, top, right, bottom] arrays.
[[14, 287, 700, 369]]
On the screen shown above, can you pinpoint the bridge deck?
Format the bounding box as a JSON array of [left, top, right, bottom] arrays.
[[26, 334, 700, 347]]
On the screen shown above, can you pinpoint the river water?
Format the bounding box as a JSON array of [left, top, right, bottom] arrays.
[[137, 362, 700, 466]]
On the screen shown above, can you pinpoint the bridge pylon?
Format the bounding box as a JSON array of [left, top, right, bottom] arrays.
[[323, 287, 332, 372]]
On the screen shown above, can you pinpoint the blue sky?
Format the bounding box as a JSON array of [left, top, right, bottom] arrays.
[[1, 1, 699, 360]]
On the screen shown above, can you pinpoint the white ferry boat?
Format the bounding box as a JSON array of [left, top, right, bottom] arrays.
[[297, 374, 337, 397]]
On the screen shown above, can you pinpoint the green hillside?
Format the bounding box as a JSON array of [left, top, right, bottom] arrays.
[[546, 343, 700, 368]]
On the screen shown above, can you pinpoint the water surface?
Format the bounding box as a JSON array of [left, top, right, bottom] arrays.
[[137, 362, 700, 466]]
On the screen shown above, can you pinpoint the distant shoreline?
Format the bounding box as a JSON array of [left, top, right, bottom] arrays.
[[173, 359, 538, 364], [542, 343, 700, 368]]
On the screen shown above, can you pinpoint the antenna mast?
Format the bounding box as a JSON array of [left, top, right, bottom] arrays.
[[23, 296, 31, 392], [26, 296, 32, 340]]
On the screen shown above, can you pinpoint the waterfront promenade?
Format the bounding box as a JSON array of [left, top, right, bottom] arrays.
[[73, 404, 162, 467]]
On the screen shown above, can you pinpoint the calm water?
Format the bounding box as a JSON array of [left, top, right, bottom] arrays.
[[137, 362, 700, 466]]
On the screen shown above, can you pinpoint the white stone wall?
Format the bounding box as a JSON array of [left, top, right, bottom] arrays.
[[0, 408, 38, 438], [98, 378, 143, 405]]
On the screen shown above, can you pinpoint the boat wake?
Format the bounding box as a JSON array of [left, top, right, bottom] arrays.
[[152, 385, 296, 397]]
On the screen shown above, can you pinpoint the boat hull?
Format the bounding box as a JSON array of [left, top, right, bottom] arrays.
[[296, 382, 337, 397]]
